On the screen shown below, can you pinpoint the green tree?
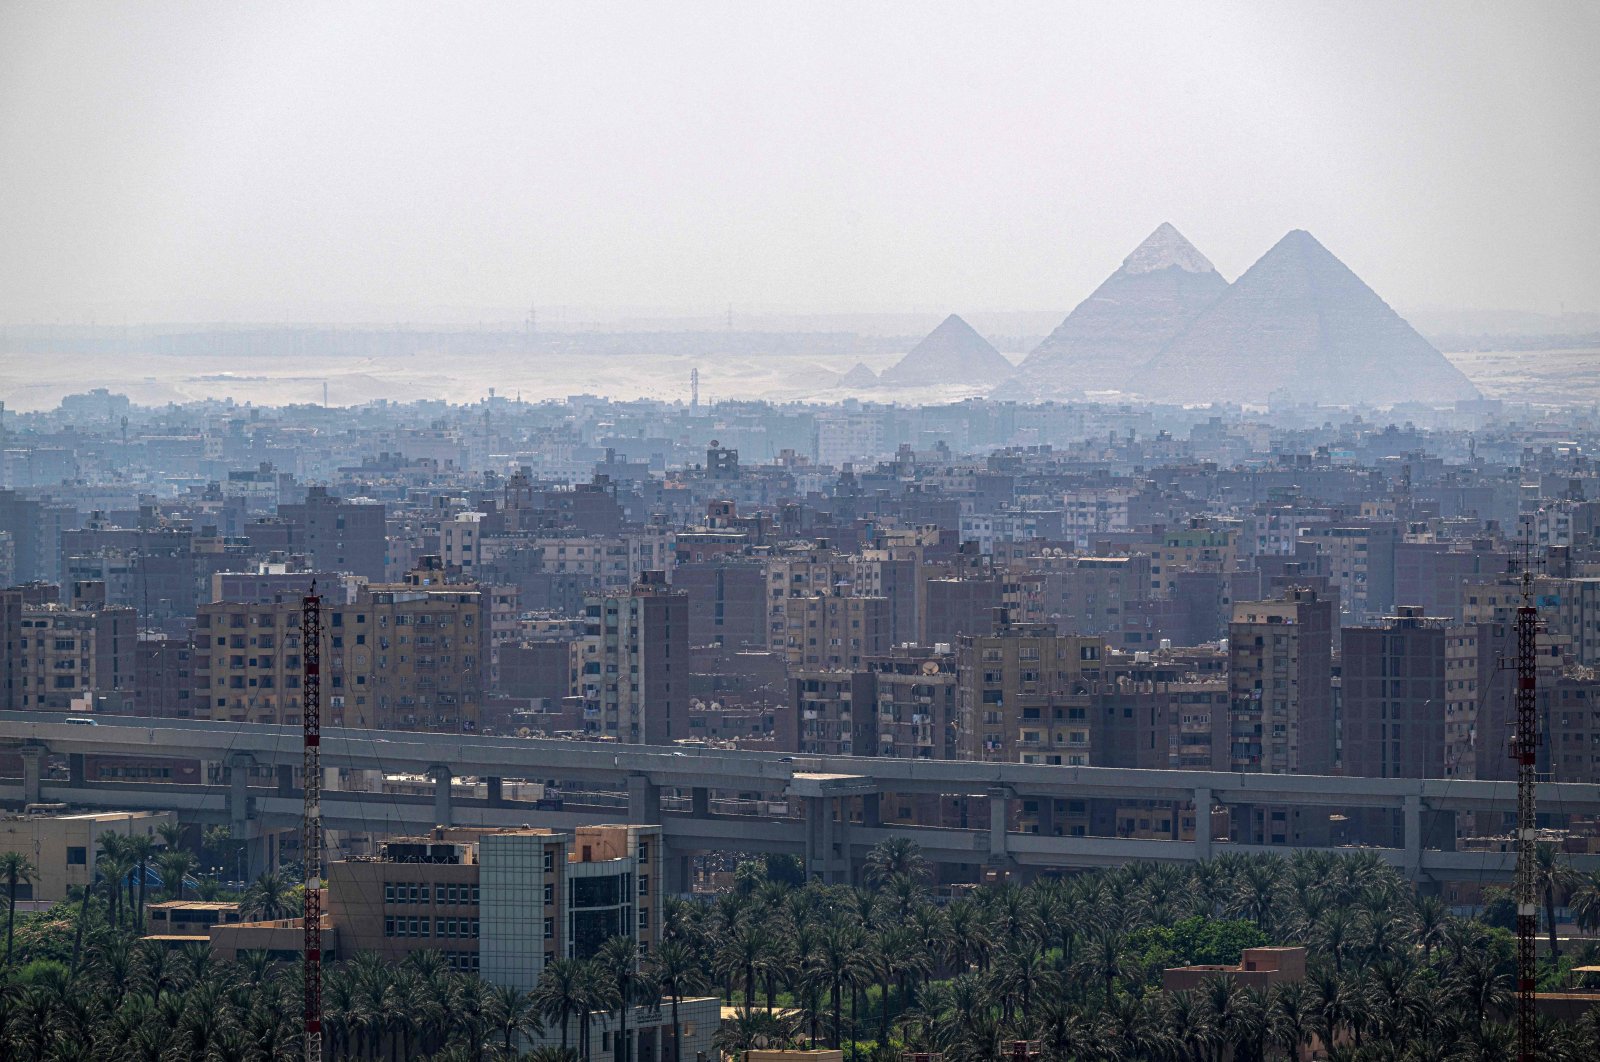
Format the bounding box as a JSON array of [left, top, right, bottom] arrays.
[[122, 834, 157, 932], [156, 848, 195, 901], [1, 851, 36, 967], [241, 870, 294, 921], [534, 957, 589, 1053], [649, 939, 708, 1062]]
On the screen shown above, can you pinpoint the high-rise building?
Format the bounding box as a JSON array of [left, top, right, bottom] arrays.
[[276, 486, 387, 581], [1341, 606, 1486, 780], [956, 620, 1104, 766], [579, 573, 687, 744], [196, 577, 487, 730], [778, 592, 889, 670], [1228, 587, 1335, 775], [13, 581, 137, 710]]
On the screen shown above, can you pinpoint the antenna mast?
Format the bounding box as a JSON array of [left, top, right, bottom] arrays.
[[1512, 541, 1538, 1062], [301, 590, 324, 1062]]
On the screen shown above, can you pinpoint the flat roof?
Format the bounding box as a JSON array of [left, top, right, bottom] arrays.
[[147, 900, 239, 911]]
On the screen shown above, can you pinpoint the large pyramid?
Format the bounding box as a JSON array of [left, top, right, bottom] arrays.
[[1138, 230, 1480, 406], [879, 314, 1013, 387], [994, 222, 1229, 400]]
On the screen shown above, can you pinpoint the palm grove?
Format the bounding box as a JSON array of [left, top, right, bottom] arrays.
[[5, 833, 1600, 1060]]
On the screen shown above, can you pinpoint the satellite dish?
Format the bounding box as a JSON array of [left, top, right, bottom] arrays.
[[921, 660, 939, 675]]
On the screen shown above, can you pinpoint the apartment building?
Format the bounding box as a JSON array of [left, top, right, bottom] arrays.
[[578, 573, 687, 744], [12, 582, 137, 710], [1228, 588, 1335, 776], [779, 592, 889, 670], [196, 577, 487, 730], [956, 621, 1104, 766]]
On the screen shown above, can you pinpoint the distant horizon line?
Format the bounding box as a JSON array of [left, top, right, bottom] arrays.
[[3, 305, 1599, 334]]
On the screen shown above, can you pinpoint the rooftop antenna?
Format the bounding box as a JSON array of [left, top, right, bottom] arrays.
[[301, 586, 324, 1062]]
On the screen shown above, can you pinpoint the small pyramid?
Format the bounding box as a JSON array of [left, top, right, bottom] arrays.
[[835, 362, 880, 388], [879, 314, 1013, 387], [995, 223, 1228, 400], [1139, 230, 1481, 406]]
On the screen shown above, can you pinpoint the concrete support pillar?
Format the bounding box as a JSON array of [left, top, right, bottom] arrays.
[[1194, 788, 1213, 861], [820, 797, 841, 884], [67, 753, 85, 787], [1403, 793, 1423, 881], [19, 745, 45, 804], [690, 786, 710, 817], [248, 832, 270, 879], [627, 773, 661, 824], [987, 787, 1012, 864], [431, 765, 454, 828], [804, 795, 825, 880], [664, 853, 691, 896], [228, 753, 253, 834], [486, 776, 503, 806], [861, 791, 881, 828]]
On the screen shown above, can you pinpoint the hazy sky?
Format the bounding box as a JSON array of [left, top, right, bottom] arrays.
[[2, 2, 1596, 324]]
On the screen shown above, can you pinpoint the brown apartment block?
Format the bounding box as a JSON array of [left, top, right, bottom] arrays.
[[956, 620, 1104, 766], [11, 581, 137, 709], [579, 574, 688, 744], [195, 577, 487, 730], [1228, 588, 1335, 846]]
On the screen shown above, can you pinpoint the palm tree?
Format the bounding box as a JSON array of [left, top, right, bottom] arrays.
[[866, 924, 927, 1046], [1267, 981, 1312, 1062], [156, 848, 195, 901], [242, 870, 294, 920], [863, 838, 928, 888], [155, 821, 184, 851], [597, 935, 655, 1062], [1, 851, 36, 967], [1085, 922, 1128, 1003], [535, 958, 589, 1053], [714, 1007, 798, 1058], [1534, 842, 1579, 960], [1411, 893, 1451, 964], [1571, 870, 1600, 935], [715, 919, 774, 1010], [576, 958, 620, 1062], [811, 924, 866, 1049], [649, 939, 707, 1062], [123, 833, 157, 931]]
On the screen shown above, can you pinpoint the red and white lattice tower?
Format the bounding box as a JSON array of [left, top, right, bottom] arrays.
[[301, 592, 324, 1062], [1512, 561, 1538, 1061]]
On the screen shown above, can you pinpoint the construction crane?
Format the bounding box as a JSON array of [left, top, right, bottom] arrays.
[[301, 591, 324, 1062]]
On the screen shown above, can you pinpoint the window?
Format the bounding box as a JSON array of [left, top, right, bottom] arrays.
[[385, 884, 396, 904], [67, 846, 87, 865], [544, 917, 554, 939], [544, 884, 554, 905]]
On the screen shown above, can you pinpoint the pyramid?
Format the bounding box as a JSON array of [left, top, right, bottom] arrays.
[[835, 362, 880, 388], [1138, 230, 1481, 406], [879, 314, 1013, 387], [994, 223, 1228, 400]]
